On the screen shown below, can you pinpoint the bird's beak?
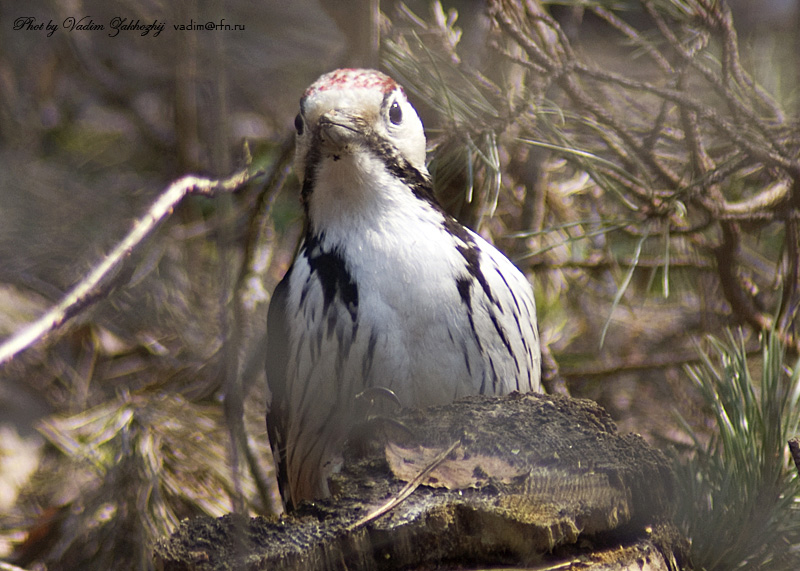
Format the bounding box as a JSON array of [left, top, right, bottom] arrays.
[[316, 110, 367, 154]]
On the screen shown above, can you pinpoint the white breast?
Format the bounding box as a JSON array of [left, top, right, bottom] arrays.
[[278, 149, 540, 501]]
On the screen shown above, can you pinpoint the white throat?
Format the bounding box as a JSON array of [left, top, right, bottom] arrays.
[[308, 149, 432, 246]]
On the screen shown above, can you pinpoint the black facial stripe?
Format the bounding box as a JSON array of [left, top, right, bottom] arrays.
[[364, 131, 439, 205]]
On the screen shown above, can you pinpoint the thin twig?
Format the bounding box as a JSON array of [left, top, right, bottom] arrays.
[[491, 4, 682, 189], [562, 350, 725, 378], [572, 62, 798, 175], [0, 167, 264, 367], [233, 136, 295, 515], [346, 439, 461, 531], [779, 181, 800, 345], [641, 0, 788, 156], [530, 256, 714, 271]]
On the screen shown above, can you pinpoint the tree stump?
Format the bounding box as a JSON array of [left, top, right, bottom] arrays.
[[154, 392, 688, 570]]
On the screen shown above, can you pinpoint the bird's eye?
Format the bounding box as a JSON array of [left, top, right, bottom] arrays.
[[388, 101, 403, 125], [294, 113, 304, 135]]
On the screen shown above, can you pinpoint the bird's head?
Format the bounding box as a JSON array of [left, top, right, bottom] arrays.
[[294, 69, 428, 206]]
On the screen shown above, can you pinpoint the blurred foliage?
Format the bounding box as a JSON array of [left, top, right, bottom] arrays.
[[385, 0, 799, 348], [381, 0, 800, 419], [23, 393, 261, 570], [0, 0, 799, 569], [675, 330, 800, 569]]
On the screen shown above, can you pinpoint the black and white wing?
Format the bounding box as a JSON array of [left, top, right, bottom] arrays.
[[265, 234, 364, 509], [265, 270, 292, 508], [469, 230, 541, 395]]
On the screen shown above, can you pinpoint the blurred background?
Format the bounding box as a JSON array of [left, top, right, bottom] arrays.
[[1, 0, 799, 569]]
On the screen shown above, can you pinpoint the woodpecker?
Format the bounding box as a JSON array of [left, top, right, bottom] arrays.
[[266, 68, 541, 509]]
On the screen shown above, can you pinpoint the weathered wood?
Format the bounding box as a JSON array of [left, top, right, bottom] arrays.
[[154, 393, 688, 570]]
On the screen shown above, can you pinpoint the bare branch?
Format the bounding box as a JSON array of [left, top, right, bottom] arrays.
[[571, 63, 798, 175], [562, 350, 708, 378], [714, 222, 773, 333], [0, 166, 264, 367], [721, 180, 792, 216], [530, 256, 714, 271], [641, 0, 789, 154]]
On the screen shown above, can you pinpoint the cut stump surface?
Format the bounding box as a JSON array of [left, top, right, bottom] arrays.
[[155, 392, 687, 570]]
